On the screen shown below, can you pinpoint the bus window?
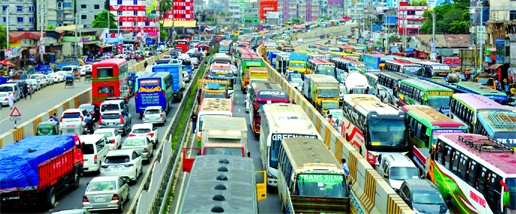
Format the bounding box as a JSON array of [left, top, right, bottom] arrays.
[[98, 86, 115, 94], [97, 68, 114, 77]]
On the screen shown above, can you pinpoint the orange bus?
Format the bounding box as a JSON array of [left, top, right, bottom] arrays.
[[92, 58, 130, 106]]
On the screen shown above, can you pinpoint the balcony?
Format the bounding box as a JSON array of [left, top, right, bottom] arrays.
[[398, 24, 422, 29], [398, 15, 425, 20], [398, 6, 427, 11]]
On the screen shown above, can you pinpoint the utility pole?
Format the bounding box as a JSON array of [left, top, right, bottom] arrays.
[[6, 5, 10, 49], [478, 3, 484, 72], [40, 3, 46, 62]]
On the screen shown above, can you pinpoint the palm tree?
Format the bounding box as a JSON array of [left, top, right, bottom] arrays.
[[159, 0, 173, 20]]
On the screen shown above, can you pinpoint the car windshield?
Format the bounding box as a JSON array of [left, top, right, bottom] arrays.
[[132, 128, 151, 134], [63, 112, 81, 118], [102, 113, 120, 120], [82, 144, 94, 154], [105, 155, 130, 164], [413, 191, 445, 204], [124, 138, 146, 146], [101, 103, 120, 111], [95, 131, 113, 138], [390, 167, 419, 180], [87, 181, 117, 192], [145, 109, 161, 114]]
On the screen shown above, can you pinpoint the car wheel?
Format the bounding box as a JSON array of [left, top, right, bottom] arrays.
[[72, 170, 80, 189]]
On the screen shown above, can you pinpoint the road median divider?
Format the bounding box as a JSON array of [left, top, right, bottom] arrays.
[[256, 45, 413, 214], [0, 52, 169, 148]]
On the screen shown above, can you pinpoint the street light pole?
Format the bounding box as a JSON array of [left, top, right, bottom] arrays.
[[40, 3, 46, 62], [6, 5, 10, 49], [478, 4, 483, 72]]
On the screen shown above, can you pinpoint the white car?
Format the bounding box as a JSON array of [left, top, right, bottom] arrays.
[[79, 66, 87, 76], [94, 128, 123, 150], [178, 54, 190, 61], [60, 108, 90, 127], [56, 71, 67, 82], [47, 73, 63, 84], [100, 150, 143, 182], [44, 75, 54, 85], [129, 123, 159, 146], [190, 57, 199, 68], [297, 38, 303, 43]]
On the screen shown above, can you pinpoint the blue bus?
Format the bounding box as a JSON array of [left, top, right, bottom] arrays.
[[475, 111, 516, 148], [134, 72, 174, 117], [152, 62, 184, 102]]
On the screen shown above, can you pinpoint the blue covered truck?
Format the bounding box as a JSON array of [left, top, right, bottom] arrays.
[[152, 62, 185, 102]]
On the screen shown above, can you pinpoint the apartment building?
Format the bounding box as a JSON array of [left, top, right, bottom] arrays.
[[397, 1, 427, 35], [243, 1, 259, 26], [228, 1, 241, 21], [297, 0, 320, 22], [0, 1, 36, 31], [485, 0, 516, 44], [349, 0, 365, 22], [194, 0, 205, 12], [328, 0, 344, 20], [76, 0, 107, 28]]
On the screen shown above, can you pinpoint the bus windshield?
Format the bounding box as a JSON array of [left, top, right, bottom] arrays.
[[389, 167, 419, 180], [204, 147, 242, 156], [317, 66, 335, 74], [220, 45, 230, 52], [427, 96, 451, 110], [402, 66, 420, 74], [368, 119, 406, 147], [318, 89, 340, 98], [203, 92, 226, 99], [290, 63, 305, 68], [504, 178, 516, 210], [296, 174, 346, 197], [209, 69, 233, 78], [323, 101, 339, 110]]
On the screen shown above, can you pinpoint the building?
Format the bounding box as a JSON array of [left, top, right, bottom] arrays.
[[397, 1, 427, 35], [109, 0, 159, 33], [297, 0, 320, 22], [194, 0, 205, 12], [0, 2, 37, 31], [328, 0, 344, 20], [279, 0, 297, 22], [349, 0, 365, 23], [243, 1, 259, 26], [165, 0, 194, 21], [409, 34, 470, 57], [486, 0, 516, 44], [228, 1, 241, 21], [75, 0, 108, 28], [259, 0, 278, 22]]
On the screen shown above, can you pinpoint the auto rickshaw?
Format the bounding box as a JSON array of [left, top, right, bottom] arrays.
[[65, 74, 74, 88], [36, 121, 59, 136]]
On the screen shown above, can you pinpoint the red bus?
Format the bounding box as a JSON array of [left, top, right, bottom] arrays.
[[248, 81, 289, 137], [91, 58, 130, 106], [174, 39, 190, 53]]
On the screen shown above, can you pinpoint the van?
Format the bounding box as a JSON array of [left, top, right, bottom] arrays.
[[79, 135, 110, 173], [0, 83, 21, 101], [399, 179, 449, 214], [100, 99, 128, 114], [376, 153, 419, 192]]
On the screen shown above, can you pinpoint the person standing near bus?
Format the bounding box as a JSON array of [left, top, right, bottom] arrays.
[[190, 112, 197, 133]]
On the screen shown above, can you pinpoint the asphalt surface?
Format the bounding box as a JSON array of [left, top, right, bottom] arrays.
[[0, 60, 136, 135], [2, 63, 198, 214]]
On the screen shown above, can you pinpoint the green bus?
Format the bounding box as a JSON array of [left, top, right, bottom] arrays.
[[401, 105, 467, 175], [455, 81, 508, 104], [398, 78, 454, 115]]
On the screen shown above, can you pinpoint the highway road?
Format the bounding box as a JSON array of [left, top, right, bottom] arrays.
[[0, 60, 136, 135], [4, 63, 196, 214]]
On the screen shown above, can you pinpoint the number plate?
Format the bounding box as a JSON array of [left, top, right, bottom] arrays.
[[95, 198, 106, 202]]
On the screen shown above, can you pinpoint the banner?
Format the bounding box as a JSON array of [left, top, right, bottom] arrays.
[[146, 0, 157, 18]]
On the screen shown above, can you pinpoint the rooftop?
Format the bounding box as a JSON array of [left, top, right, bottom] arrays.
[[412, 34, 470, 48]]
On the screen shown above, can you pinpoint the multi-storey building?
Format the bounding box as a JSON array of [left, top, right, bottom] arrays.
[[279, 0, 297, 22], [75, 0, 107, 28], [297, 0, 320, 22], [243, 1, 259, 26], [328, 0, 344, 20], [194, 0, 205, 12], [109, 0, 159, 33], [228, 1, 241, 21], [349, 0, 365, 22], [397, 1, 427, 35], [485, 0, 515, 44], [0, 1, 37, 31]]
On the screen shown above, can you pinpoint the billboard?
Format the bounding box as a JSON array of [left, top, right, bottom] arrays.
[[165, 0, 194, 21], [259, 0, 278, 21], [146, 0, 157, 18]]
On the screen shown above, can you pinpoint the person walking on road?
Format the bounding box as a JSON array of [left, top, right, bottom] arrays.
[[8, 93, 14, 109], [144, 61, 148, 68], [23, 83, 28, 100], [190, 112, 198, 133]]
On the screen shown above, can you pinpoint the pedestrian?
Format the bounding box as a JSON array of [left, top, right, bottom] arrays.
[[505, 83, 511, 96], [8, 92, 14, 109], [144, 61, 148, 68], [52, 113, 59, 125], [341, 159, 350, 176], [328, 114, 335, 126], [23, 83, 28, 100], [190, 112, 198, 133], [365, 86, 369, 95]]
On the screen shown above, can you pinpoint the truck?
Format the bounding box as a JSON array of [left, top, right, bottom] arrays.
[[344, 72, 372, 94], [267, 50, 281, 67], [288, 52, 308, 75], [152, 62, 185, 102], [275, 52, 290, 74], [303, 74, 340, 114], [362, 54, 394, 70], [280, 43, 294, 52], [197, 79, 231, 105], [0, 135, 83, 210], [182, 117, 249, 172], [241, 54, 265, 93]]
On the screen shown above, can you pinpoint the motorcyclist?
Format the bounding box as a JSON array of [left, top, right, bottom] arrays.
[[84, 116, 95, 134]]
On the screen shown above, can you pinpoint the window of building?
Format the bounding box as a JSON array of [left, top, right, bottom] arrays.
[[94, 4, 100, 9], [28, 6, 34, 12], [407, 11, 415, 15], [17, 28, 23, 31], [94, 15, 97, 19], [81, 4, 86, 9], [133, 0, 137, 4], [117, 0, 122, 4], [29, 17, 34, 23], [81, 15, 87, 19], [145, 22, 149, 26], [2, 17, 5, 22], [133, 11, 137, 15], [16, 6, 22, 11], [63, 2, 72, 8], [57, 2, 63, 9], [2, 6, 7, 11], [511, 11, 516, 20], [119, 22, 122, 26], [17, 17, 23, 22], [117, 11, 122, 15]]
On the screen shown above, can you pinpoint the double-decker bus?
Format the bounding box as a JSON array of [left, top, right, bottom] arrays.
[[429, 133, 516, 214], [375, 72, 413, 105], [134, 72, 174, 118], [92, 58, 130, 106], [475, 111, 516, 148], [260, 103, 322, 187], [413, 61, 451, 78], [397, 78, 454, 114], [456, 81, 508, 104], [208, 63, 234, 95], [249, 82, 289, 137], [174, 39, 190, 53], [278, 137, 350, 213], [384, 59, 422, 76], [449, 93, 512, 133], [219, 40, 233, 54], [307, 58, 336, 78], [178, 155, 266, 214], [341, 94, 408, 166], [196, 98, 233, 147], [402, 105, 467, 175]]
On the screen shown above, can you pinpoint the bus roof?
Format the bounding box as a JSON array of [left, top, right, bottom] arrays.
[[452, 93, 510, 110], [282, 137, 343, 172], [439, 134, 516, 175], [242, 54, 262, 59], [252, 81, 282, 91], [309, 58, 332, 64], [456, 82, 508, 96], [94, 58, 127, 67], [377, 71, 413, 80], [210, 63, 232, 70], [344, 94, 400, 115], [386, 59, 420, 65], [179, 155, 257, 214], [402, 105, 466, 128], [202, 116, 247, 132], [477, 111, 516, 132], [401, 79, 454, 92], [263, 103, 317, 133], [200, 98, 233, 112]]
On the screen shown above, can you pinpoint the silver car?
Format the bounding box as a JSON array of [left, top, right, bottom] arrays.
[[121, 137, 153, 161], [25, 79, 40, 91], [0, 92, 9, 106], [44, 74, 54, 85], [82, 176, 130, 212], [142, 106, 167, 125]]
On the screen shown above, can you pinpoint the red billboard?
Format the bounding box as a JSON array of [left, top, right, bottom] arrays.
[[164, 0, 194, 21], [259, 0, 278, 21]]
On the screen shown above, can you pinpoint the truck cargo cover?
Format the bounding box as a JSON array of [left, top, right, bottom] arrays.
[[0, 135, 75, 193]]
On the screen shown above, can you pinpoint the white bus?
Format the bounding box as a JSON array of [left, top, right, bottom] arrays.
[[375, 71, 413, 105], [196, 98, 233, 148], [260, 103, 322, 187], [341, 94, 409, 166], [278, 137, 350, 213]]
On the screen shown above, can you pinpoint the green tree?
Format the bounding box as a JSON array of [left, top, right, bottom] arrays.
[[0, 25, 6, 49], [419, 1, 469, 34], [292, 18, 301, 24], [92, 10, 118, 29], [159, 0, 173, 20], [46, 25, 56, 30], [159, 22, 168, 41]]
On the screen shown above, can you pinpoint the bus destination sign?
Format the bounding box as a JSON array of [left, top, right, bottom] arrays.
[[432, 129, 466, 135], [427, 91, 454, 96], [298, 174, 344, 183]]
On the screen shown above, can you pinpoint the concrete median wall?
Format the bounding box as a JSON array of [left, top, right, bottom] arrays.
[[257, 45, 413, 214], [0, 52, 168, 147]]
